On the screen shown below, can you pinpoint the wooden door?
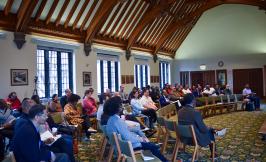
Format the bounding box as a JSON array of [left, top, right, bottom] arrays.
[[233, 68, 263, 97], [203, 71, 215, 87], [190, 71, 203, 86]]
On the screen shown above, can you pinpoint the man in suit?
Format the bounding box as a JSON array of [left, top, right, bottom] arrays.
[[60, 89, 72, 110], [13, 104, 70, 162], [178, 93, 226, 157]]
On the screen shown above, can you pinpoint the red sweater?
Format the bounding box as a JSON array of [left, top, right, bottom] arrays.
[[6, 98, 21, 110], [82, 97, 97, 116]]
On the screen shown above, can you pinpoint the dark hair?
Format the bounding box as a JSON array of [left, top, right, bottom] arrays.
[[28, 104, 45, 119], [84, 88, 94, 98], [8, 92, 16, 98], [129, 89, 138, 101], [52, 94, 58, 100], [100, 96, 122, 125], [0, 99, 9, 110], [183, 93, 195, 105], [68, 94, 81, 103], [31, 95, 40, 104]]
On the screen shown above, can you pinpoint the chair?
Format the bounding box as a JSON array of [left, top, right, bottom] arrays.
[[116, 134, 161, 162], [176, 125, 215, 162], [156, 117, 167, 148], [100, 125, 114, 162], [164, 119, 180, 162]]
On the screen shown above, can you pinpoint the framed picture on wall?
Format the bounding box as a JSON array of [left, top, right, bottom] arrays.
[[10, 69, 28, 86], [83, 72, 91, 86], [216, 69, 227, 86]]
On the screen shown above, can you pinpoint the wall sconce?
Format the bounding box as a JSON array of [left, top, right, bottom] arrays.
[[200, 64, 206, 70]]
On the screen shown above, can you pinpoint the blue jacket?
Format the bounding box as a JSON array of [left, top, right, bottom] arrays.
[[178, 105, 211, 147], [13, 119, 51, 162], [106, 115, 144, 148], [159, 95, 170, 107]]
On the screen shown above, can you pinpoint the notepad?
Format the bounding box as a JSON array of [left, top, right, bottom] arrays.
[[141, 150, 155, 161], [40, 131, 61, 146]]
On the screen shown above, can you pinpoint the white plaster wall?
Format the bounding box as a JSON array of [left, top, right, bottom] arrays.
[[0, 31, 162, 100]]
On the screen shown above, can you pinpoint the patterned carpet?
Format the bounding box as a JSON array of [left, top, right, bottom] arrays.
[[77, 111, 266, 162]]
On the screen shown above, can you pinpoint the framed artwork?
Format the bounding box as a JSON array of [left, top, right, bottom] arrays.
[[216, 69, 227, 86], [10, 69, 28, 86], [83, 72, 91, 86]]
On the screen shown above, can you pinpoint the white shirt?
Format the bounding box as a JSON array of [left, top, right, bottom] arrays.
[[182, 88, 192, 94], [203, 87, 216, 96], [139, 96, 154, 107]]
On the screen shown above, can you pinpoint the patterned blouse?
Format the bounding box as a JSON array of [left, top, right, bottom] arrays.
[[64, 103, 83, 125]]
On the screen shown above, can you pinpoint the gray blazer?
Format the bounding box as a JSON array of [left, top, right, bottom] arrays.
[[178, 105, 211, 147]]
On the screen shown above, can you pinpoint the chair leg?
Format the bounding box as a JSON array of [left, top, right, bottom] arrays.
[[99, 137, 107, 161], [160, 133, 168, 154], [107, 146, 114, 162], [211, 142, 215, 162], [192, 146, 198, 162], [156, 127, 161, 143], [117, 154, 122, 162], [172, 141, 179, 162]]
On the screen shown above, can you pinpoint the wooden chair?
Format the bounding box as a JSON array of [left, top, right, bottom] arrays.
[[164, 119, 180, 162], [100, 125, 114, 162], [156, 117, 167, 148], [176, 125, 215, 162], [116, 134, 161, 162]]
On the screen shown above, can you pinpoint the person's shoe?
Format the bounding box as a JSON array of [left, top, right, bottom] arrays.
[[88, 127, 97, 133], [89, 137, 96, 141], [216, 128, 227, 137]]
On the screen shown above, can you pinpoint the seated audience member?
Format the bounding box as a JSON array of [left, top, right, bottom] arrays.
[[150, 86, 160, 102], [130, 90, 152, 128], [64, 94, 96, 140], [223, 84, 232, 95], [178, 94, 227, 158], [49, 94, 63, 113], [6, 92, 21, 117], [159, 89, 171, 107], [140, 88, 157, 110], [13, 104, 70, 162], [82, 88, 97, 117], [202, 84, 216, 97], [119, 85, 128, 103], [103, 96, 168, 162], [60, 89, 72, 110], [176, 85, 184, 97], [242, 83, 260, 109], [191, 85, 200, 97], [0, 99, 15, 160], [99, 88, 112, 104], [31, 94, 41, 104], [214, 84, 222, 96], [182, 84, 192, 95]]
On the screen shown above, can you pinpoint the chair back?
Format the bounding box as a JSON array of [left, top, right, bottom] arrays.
[[157, 116, 165, 127], [177, 124, 197, 146], [164, 119, 176, 132], [117, 135, 136, 162]]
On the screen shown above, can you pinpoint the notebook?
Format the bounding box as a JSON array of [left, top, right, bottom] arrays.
[[141, 150, 155, 161]]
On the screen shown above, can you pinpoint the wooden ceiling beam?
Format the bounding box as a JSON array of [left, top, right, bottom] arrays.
[[16, 0, 38, 32], [35, 0, 48, 22], [126, 0, 175, 51], [55, 0, 70, 26], [85, 0, 123, 43], [45, 0, 59, 25], [64, 0, 80, 28], [101, 2, 124, 36], [117, 0, 139, 40], [108, 1, 131, 38], [4, 0, 14, 16], [72, 0, 90, 30], [79, 0, 99, 31]]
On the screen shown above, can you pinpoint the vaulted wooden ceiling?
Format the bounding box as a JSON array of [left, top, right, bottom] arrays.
[[0, 0, 265, 58]]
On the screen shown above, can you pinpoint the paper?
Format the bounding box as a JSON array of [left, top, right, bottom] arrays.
[[141, 150, 155, 161], [40, 130, 61, 146]]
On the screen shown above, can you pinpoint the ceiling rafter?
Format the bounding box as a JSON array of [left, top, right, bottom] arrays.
[[64, 0, 81, 28], [16, 0, 38, 32], [35, 0, 48, 22], [124, 1, 147, 39], [85, 0, 123, 43], [154, 0, 266, 56], [55, 0, 70, 26], [4, 0, 14, 16], [101, 2, 124, 36], [108, 1, 131, 38], [45, 0, 60, 25], [79, 0, 99, 31], [118, 0, 140, 40], [126, 0, 175, 51], [72, 0, 90, 30]]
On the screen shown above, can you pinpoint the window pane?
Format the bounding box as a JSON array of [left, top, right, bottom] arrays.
[[49, 51, 58, 97], [61, 52, 69, 96], [37, 50, 45, 98]]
